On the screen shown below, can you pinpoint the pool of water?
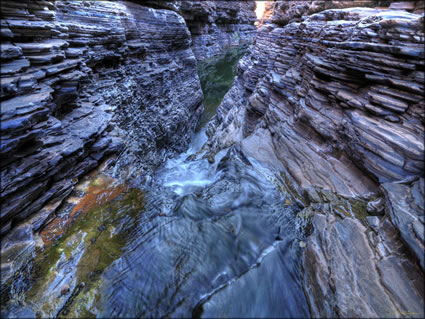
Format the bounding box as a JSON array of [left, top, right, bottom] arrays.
[[196, 46, 248, 130], [1, 47, 311, 318]]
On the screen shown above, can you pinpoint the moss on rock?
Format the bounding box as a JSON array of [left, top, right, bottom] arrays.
[[25, 186, 145, 317]]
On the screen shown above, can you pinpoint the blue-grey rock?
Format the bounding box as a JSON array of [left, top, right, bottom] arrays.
[[206, 3, 424, 318], [303, 213, 424, 318], [382, 178, 425, 271]]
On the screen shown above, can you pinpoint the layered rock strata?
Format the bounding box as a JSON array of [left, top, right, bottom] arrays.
[[206, 2, 424, 317], [179, 1, 257, 61], [208, 7, 424, 196], [0, 0, 204, 237], [304, 208, 424, 317], [260, 0, 424, 26], [300, 182, 424, 317], [129, 1, 257, 62], [207, 6, 424, 198]]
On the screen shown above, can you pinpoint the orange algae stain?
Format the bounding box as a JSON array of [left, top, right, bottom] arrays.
[[71, 183, 127, 217], [40, 174, 128, 247]]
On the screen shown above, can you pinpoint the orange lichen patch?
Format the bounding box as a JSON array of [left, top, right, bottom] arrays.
[[27, 187, 144, 315], [71, 183, 127, 217], [40, 174, 128, 247], [39, 216, 73, 247]]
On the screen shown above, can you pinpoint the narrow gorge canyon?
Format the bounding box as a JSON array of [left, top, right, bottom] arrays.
[[1, 1, 424, 318]]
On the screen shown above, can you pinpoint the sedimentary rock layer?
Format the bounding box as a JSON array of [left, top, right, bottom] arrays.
[[0, 0, 204, 236], [304, 211, 424, 317], [206, 2, 424, 317], [260, 0, 424, 26], [130, 0, 257, 61], [179, 1, 257, 61], [208, 6, 424, 198]]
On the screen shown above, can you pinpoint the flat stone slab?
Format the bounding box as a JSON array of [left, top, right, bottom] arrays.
[[389, 2, 416, 11], [1, 91, 52, 120]]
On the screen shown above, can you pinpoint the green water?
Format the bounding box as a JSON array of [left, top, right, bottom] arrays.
[[197, 46, 248, 130]]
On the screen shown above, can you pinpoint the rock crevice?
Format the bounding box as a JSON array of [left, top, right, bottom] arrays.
[[1, 0, 256, 237]]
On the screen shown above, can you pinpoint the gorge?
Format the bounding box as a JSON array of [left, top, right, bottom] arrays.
[[1, 1, 424, 318]]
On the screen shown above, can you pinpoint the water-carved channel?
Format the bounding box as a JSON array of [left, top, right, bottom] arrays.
[[2, 47, 311, 318]]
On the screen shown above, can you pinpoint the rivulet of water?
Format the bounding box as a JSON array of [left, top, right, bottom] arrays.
[[91, 130, 309, 318]]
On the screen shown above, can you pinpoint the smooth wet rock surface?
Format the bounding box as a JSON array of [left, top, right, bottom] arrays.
[[1, 158, 144, 318], [198, 238, 309, 318], [382, 178, 425, 271], [304, 212, 424, 318]]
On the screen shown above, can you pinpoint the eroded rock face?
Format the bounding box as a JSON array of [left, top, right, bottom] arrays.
[[206, 2, 424, 317], [261, 0, 378, 25], [179, 1, 257, 61], [128, 1, 257, 61], [381, 178, 425, 271], [304, 213, 424, 318], [0, 0, 205, 237], [1, 0, 258, 238], [208, 7, 424, 197], [260, 0, 424, 26]]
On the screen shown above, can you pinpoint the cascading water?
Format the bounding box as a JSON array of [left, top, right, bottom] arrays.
[[98, 137, 310, 318], [2, 47, 310, 318]]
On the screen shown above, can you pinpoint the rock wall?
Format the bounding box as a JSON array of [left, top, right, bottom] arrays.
[[304, 205, 424, 317], [129, 0, 257, 61], [206, 1, 424, 317], [259, 0, 424, 26], [179, 0, 257, 61], [207, 4, 424, 197], [0, 0, 205, 237]]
